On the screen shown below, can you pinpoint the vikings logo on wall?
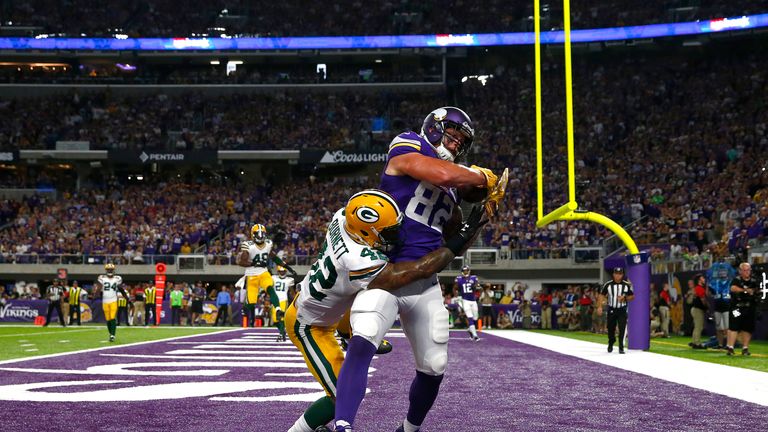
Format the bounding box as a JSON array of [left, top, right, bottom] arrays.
[[201, 303, 219, 325], [79, 303, 93, 323]]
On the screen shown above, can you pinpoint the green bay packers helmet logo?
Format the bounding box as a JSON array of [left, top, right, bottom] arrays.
[[432, 108, 448, 121], [355, 207, 380, 223]]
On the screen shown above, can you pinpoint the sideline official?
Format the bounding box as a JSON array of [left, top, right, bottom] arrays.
[[44, 279, 66, 327], [144, 283, 157, 326], [68, 281, 83, 326], [597, 267, 634, 354]]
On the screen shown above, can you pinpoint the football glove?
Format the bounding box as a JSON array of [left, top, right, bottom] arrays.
[[445, 205, 488, 256], [483, 167, 509, 217], [470, 165, 498, 190]]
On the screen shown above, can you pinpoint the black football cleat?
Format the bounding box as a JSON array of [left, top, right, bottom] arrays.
[[314, 426, 332, 432], [376, 339, 393, 354], [607, 344, 613, 353], [619, 348, 625, 354]]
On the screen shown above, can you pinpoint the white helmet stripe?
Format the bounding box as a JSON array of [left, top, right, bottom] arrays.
[[349, 189, 401, 215]]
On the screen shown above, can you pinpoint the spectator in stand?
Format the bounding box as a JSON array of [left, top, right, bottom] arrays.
[[689, 275, 709, 349]]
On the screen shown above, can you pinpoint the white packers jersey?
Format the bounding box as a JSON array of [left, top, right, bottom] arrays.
[[295, 209, 389, 327], [272, 275, 295, 303], [242, 239, 273, 276], [98, 274, 123, 304]]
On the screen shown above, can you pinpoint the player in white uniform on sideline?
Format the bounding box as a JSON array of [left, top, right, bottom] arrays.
[[236, 223, 298, 335], [272, 265, 295, 341], [286, 189, 487, 432], [96, 263, 130, 342]]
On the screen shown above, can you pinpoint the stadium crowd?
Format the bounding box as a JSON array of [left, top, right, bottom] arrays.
[[1, 48, 767, 259], [2, 0, 764, 37]]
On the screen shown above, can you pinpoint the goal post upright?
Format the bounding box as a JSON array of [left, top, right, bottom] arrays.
[[533, 0, 650, 350]]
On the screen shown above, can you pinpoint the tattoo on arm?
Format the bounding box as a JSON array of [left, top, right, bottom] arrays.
[[369, 248, 455, 291]]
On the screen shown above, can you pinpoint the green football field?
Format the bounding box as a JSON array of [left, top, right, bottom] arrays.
[[528, 330, 768, 373], [0, 324, 228, 361]]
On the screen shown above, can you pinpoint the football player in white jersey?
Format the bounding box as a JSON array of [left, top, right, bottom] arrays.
[[286, 189, 486, 432], [236, 223, 298, 337], [272, 265, 295, 341], [96, 263, 130, 342]]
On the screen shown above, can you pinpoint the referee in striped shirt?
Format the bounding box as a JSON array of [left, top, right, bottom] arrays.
[[43, 279, 66, 327], [597, 267, 634, 354]]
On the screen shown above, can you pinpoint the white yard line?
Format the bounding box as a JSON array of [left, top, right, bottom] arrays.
[[0, 328, 244, 366], [0, 328, 100, 338], [486, 330, 768, 407]]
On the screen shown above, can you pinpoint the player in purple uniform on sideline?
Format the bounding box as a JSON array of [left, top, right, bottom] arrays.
[[455, 265, 481, 341], [332, 107, 506, 432]]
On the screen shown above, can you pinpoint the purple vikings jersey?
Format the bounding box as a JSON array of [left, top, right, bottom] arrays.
[[456, 275, 478, 301], [380, 131, 458, 263]]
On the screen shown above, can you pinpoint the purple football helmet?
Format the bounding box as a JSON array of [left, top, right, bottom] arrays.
[[420, 106, 474, 162]]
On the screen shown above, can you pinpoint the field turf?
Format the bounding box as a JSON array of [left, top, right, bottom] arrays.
[[0, 324, 224, 361]]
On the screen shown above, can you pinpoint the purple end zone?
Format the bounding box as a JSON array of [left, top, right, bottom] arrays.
[[0, 329, 763, 432]]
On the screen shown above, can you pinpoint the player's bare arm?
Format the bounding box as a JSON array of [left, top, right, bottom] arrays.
[[385, 152, 487, 189], [368, 248, 456, 291]]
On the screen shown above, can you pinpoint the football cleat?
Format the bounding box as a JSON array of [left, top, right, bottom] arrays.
[[109, 335, 115, 342], [727, 347, 735, 356], [742, 348, 751, 356], [340, 337, 349, 351], [619, 348, 625, 354], [376, 339, 393, 354], [314, 426, 332, 432], [607, 344, 613, 353], [395, 425, 418, 432]]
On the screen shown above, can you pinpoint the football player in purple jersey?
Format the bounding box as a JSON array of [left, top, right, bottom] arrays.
[[333, 107, 506, 432], [455, 265, 481, 341]]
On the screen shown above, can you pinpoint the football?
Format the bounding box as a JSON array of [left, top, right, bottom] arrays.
[[457, 186, 487, 203]]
